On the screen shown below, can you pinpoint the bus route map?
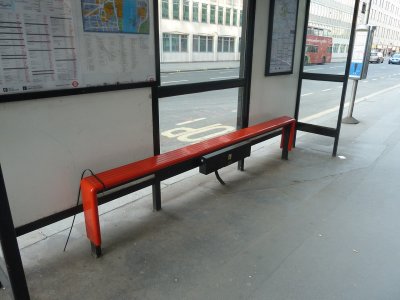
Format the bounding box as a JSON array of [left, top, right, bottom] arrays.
[[81, 0, 149, 34]]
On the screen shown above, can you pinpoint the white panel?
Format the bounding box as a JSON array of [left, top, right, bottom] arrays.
[[0, 88, 153, 227], [249, 0, 306, 125]]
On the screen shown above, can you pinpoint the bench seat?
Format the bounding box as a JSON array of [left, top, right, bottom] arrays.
[[82, 116, 296, 256]]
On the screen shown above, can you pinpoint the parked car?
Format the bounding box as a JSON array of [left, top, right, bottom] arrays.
[[388, 54, 400, 64], [369, 51, 384, 63]]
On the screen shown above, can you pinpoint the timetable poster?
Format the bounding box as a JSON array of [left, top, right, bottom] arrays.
[[265, 0, 299, 75], [0, 0, 155, 96]]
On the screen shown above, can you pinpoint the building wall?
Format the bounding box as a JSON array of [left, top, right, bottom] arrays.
[[159, 0, 243, 62], [367, 0, 400, 54]]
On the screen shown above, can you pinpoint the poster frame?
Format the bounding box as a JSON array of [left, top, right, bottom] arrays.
[[264, 0, 300, 76]]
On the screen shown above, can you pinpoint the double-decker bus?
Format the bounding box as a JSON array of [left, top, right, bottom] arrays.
[[304, 26, 333, 65]]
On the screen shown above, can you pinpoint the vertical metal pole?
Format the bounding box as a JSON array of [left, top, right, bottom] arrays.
[[237, 0, 256, 171], [294, 0, 312, 148], [152, 0, 162, 212], [0, 165, 30, 300], [342, 79, 360, 124]]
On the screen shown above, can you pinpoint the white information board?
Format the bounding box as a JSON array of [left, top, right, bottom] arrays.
[[349, 25, 375, 80], [0, 0, 156, 96]]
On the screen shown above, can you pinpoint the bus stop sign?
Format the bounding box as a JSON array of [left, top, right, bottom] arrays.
[[349, 25, 376, 80]]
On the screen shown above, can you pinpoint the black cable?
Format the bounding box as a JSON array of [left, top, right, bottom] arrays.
[[214, 170, 226, 185], [63, 169, 106, 252]]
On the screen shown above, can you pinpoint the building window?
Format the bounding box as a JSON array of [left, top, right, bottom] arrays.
[[163, 33, 188, 52], [181, 35, 188, 52], [240, 10, 243, 26], [210, 5, 216, 24], [173, 0, 180, 20], [226, 8, 231, 25], [163, 33, 170, 51], [233, 9, 237, 26], [218, 7, 223, 24], [193, 35, 213, 52], [202, 4, 208, 23], [193, 2, 199, 22], [217, 37, 235, 52], [171, 34, 179, 51], [183, 0, 189, 21], [162, 0, 169, 18]]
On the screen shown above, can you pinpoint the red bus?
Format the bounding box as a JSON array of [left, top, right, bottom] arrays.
[[304, 26, 333, 65]]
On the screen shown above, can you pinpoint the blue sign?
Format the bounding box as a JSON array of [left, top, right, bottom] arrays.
[[349, 62, 363, 78]]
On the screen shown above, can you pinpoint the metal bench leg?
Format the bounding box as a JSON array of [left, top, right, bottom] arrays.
[[281, 125, 291, 160], [238, 159, 245, 171], [152, 180, 161, 211], [91, 242, 102, 258]]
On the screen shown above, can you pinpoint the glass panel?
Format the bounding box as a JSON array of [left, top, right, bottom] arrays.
[[193, 35, 199, 52], [193, 2, 199, 22], [159, 0, 243, 85], [207, 36, 213, 52], [298, 80, 343, 128], [171, 34, 179, 52], [202, 4, 208, 23], [163, 33, 170, 52], [173, 0, 180, 20], [181, 35, 188, 52], [159, 89, 239, 153], [226, 8, 231, 26], [229, 38, 235, 52], [218, 7, 224, 24], [162, 0, 169, 18], [303, 1, 355, 75], [183, 0, 189, 21], [224, 38, 229, 52], [218, 37, 223, 52], [233, 9, 237, 26], [200, 36, 207, 52], [210, 5, 216, 24]]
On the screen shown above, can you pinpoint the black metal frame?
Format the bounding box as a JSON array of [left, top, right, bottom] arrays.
[[0, 82, 156, 104], [294, 0, 360, 156], [264, 0, 300, 76], [0, 165, 30, 299]]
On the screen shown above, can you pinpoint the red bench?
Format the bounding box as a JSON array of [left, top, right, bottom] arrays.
[[81, 116, 296, 256]]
